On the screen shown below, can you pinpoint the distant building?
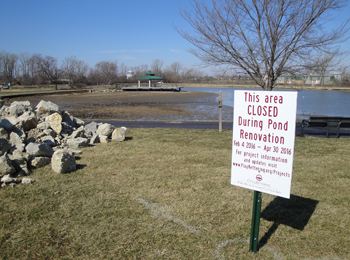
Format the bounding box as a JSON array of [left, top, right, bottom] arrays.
[[126, 70, 134, 79], [277, 73, 341, 85]]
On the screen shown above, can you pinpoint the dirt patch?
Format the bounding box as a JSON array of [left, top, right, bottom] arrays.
[[69, 104, 194, 121], [9, 91, 231, 121]]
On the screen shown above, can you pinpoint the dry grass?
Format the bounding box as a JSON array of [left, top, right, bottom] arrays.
[[69, 105, 192, 121], [0, 129, 349, 259]]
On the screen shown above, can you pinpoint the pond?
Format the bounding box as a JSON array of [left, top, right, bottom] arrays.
[[183, 87, 350, 120]]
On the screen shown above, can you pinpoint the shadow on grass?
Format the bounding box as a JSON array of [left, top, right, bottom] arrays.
[[258, 194, 319, 249], [76, 164, 87, 170]]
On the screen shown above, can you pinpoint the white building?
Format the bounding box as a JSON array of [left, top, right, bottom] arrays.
[[126, 70, 134, 79], [277, 73, 342, 85]]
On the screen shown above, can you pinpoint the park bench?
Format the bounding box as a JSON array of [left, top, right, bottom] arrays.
[[301, 116, 350, 138]]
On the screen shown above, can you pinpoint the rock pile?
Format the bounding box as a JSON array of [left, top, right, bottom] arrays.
[[88, 85, 122, 93], [0, 99, 127, 188]]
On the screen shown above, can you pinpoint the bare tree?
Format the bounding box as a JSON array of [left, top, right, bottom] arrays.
[[0, 51, 18, 86], [151, 59, 164, 76], [94, 61, 118, 85], [119, 63, 128, 78], [191, 68, 204, 82], [37, 55, 61, 90], [305, 50, 346, 86], [132, 64, 149, 79], [171, 62, 182, 77], [139, 64, 149, 76], [176, 0, 349, 90], [28, 54, 42, 85], [75, 60, 89, 83], [18, 52, 31, 85], [339, 66, 350, 86], [181, 67, 196, 82], [61, 56, 78, 85], [163, 62, 183, 82], [88, 68, 102, 85]]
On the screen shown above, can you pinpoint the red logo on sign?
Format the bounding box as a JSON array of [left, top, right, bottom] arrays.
[[256, 174, 262, 181]]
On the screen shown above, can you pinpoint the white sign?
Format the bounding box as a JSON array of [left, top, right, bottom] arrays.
[[231, 90, 298, 199]]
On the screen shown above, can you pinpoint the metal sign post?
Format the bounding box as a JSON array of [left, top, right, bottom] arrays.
[[249, 191, 262, 253], [218, 90, 223, 132]]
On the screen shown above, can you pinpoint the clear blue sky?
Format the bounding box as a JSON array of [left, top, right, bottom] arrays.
[[1, 0, 350, 74], [0, 0, 202, 71]]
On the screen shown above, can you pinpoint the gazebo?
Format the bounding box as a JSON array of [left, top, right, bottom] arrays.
[[137, 72, 163, 88]]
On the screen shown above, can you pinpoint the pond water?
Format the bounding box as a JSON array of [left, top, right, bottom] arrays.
[[183, 87, 350, 120]]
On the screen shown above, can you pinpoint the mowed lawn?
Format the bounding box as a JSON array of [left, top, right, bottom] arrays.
[[0, 128, 349, 260]]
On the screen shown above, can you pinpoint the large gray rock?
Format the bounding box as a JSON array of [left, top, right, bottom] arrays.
[[66, 137, 89, 148], [11, 150, 30, 161], [25, 142, 54, 157], [1, 174, 21, 184], [85, 121, 98, 133], [9, 131, 22, 144], [36, 122, 50, 130], [8, 101, 32, 117], [3, 117, 21, 130], [41, 135, 56, 146], [35, 100, 61, 118], [51, 150, 76, 174], [70, 126, 86, 139], [89, 134, 100, 144], [61, 122, 74, 137], [74, 117, 85, 127], [22, 177, 35, 184], [62, 111, 75, 127], [0, 105, 9, 118], [46, 112, 62, 134], [30, 157, 51, 168], [0, 118, 16, 130], [27, 128, 45, 142], [111, 127, 128, 142], [8, 152, 30, 176], [43, 128, 57, 137], [99, 135, 109, 143], [96, 123, 115, 137], [19, 111, 37, 131], [9, 132, 25, 152], [0, 154, 16, 175], [64, 148, 82, 156], [0, 138, 11, 156], [10, 125, 26, 142]]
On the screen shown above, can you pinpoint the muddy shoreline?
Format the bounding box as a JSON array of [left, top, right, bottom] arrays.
[[10, 91, 233, 121]]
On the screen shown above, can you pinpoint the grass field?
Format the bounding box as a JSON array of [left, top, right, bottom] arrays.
[[0, 129, 349, 259]]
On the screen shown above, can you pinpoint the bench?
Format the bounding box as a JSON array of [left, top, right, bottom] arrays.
[[301, 116, 350, 138]]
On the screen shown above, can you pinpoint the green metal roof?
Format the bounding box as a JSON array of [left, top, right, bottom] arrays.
[[138, 72, 163, 80]]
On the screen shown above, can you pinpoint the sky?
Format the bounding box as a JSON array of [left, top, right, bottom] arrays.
[[0, 0, 202, 72], [1, 0, 350, 75]]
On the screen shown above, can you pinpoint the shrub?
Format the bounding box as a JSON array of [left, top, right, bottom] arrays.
[[75, 83, 87, 89]]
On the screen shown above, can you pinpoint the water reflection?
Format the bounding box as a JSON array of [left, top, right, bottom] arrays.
[[184, 87, 350, 120]]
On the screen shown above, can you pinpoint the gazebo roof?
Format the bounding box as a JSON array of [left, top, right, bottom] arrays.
[[138, 72, 163, 80]]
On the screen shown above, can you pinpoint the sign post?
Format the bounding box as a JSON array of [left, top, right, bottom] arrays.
[[231, 90, 298, 252], [218, 90, 223, 132], [249, 190, 262, 253]]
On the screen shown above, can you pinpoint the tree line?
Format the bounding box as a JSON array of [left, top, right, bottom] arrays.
[[0, 51, 205, 87]]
